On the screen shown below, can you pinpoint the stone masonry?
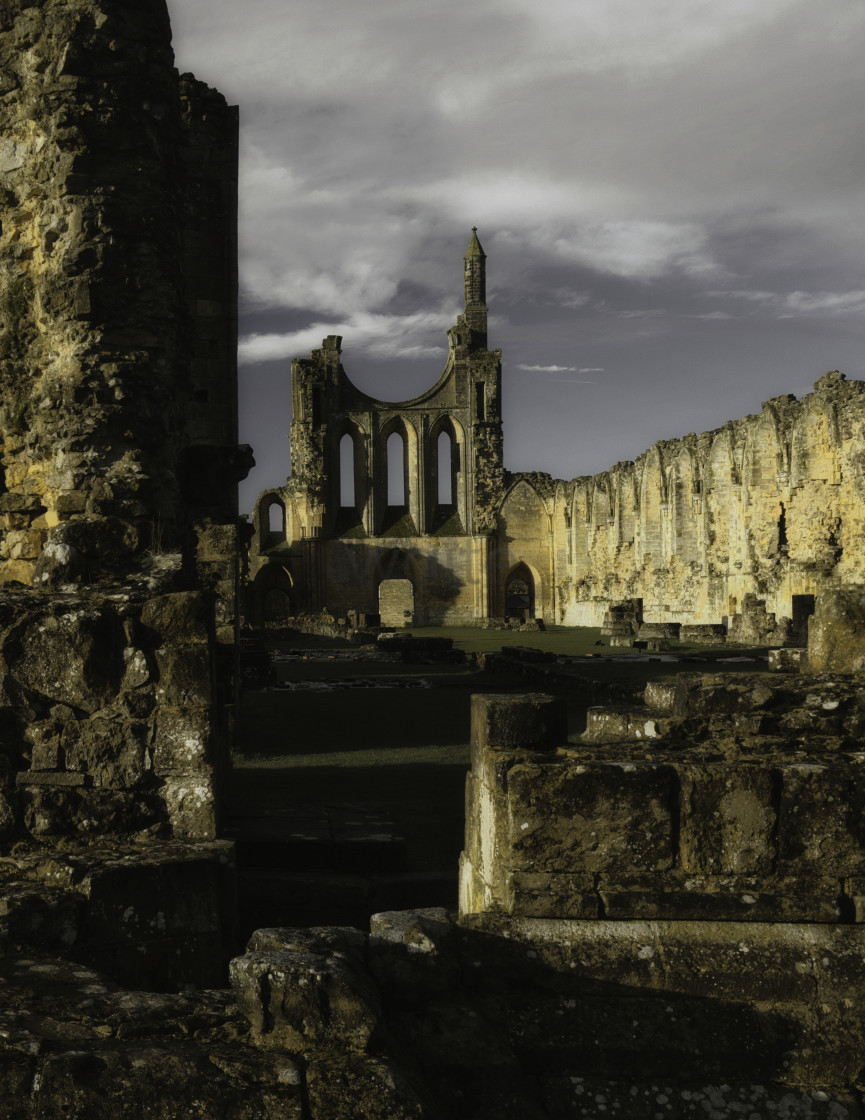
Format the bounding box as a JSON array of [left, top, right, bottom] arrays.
[[0, 0, 248, 993]]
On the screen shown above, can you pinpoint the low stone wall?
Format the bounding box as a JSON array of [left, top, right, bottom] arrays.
[[1, 840, 236, 990], [457, 677, 865, 1108]]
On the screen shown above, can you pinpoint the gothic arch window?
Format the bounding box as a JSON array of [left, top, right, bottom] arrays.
[[386, 430, 406, 506], [260, 495, 286, 547], [437, 430, 454, 504], [378, 416, 419, 535], [339, 432, 355, 507]]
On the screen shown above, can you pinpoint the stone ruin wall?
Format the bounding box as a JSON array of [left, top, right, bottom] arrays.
[[548, 369, 865, 629], [0, 0, 243, 614], [0, 0, 249, 993]]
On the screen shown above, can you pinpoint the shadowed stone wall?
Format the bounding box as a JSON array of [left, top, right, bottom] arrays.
[[0, 0, 248, 991]]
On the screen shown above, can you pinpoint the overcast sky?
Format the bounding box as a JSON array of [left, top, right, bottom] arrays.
[[168, 0, 865, 514]]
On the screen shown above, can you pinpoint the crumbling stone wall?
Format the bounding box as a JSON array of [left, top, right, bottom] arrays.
[[457, 651, 865, 1111], [0, 0, 247, 995], [0, 0, 247, 597], [248, 233, 505, 626], [555, 370, 865, 628]]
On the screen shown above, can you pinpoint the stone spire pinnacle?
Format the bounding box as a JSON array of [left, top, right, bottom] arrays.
[[463, 227, 487, 342], [465, 226, 486, 259]]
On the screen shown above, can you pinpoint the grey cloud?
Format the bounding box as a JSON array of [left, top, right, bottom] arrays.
[[165, 0, 865, 511]]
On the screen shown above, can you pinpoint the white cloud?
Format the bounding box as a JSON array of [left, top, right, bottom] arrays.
[[705, 289, 865, 317], [518, 364, 579, 373], [239, 307, 457, 365]]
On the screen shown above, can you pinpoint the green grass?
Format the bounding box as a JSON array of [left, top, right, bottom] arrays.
[[236, 743, 469, 769], [272, 659, 476, 682], [414, 624, 607, 655]]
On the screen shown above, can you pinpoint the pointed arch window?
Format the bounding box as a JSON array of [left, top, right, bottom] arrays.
[[437, 430, 454, 505], [339, 433, 355, 507], [387, 431, 406, 506]]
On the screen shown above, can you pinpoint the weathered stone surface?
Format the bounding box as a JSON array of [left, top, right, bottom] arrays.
[[807, 588, 865, 674], [506, 760, 676, 874], [462, 687, 865, 923], [230, 928, 383, 1052], [0, 954, 305, 1120], [2, 605, 126, 712], [139, 590, 212, 646], [679, 764, 777, 875], [472, 693, 567, 754]]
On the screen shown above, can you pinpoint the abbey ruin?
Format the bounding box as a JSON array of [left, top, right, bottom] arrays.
[[250, 236, 864, 642], [3, 0, 865, 1116]]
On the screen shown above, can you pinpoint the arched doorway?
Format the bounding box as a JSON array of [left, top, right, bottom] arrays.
[[505, 563, 535, 621], [252, 564, 294, 627]]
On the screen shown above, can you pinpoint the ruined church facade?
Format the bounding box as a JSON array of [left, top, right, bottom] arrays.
[[249, 234, 865, 631]]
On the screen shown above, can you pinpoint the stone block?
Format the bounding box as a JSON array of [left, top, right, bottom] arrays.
[[643, 680, 678, 710], [598, 878, 842, 923], [679, 624, 727, 645], [582, 705, 670, 743], [505, 760, 676, 874], [808, 589, 865, 674], [504, 871, 600, 918], [154, 645, 213, 706], [139, 595, 214, 652], [230, 940, 382, 1052], [62, 715, 148, 788], [20, 787, 162, 838], [305, 1054, 429, 1120], [151, 706, 213, 774], [768, 646, 807, 672], [679, 764, 777, 875], [776, 763, 865, 873], [16, 770, 88, 788], [471, 693, 566, 755], [3, 606, 125, 713], [79, 857, 220, 946], [162, 775, 217, 841]]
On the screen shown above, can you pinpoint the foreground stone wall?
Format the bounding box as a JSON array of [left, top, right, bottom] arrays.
[[454, 598, 865, 1111], [0, 0, 246, 595], [0, 0, 245, 996]]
